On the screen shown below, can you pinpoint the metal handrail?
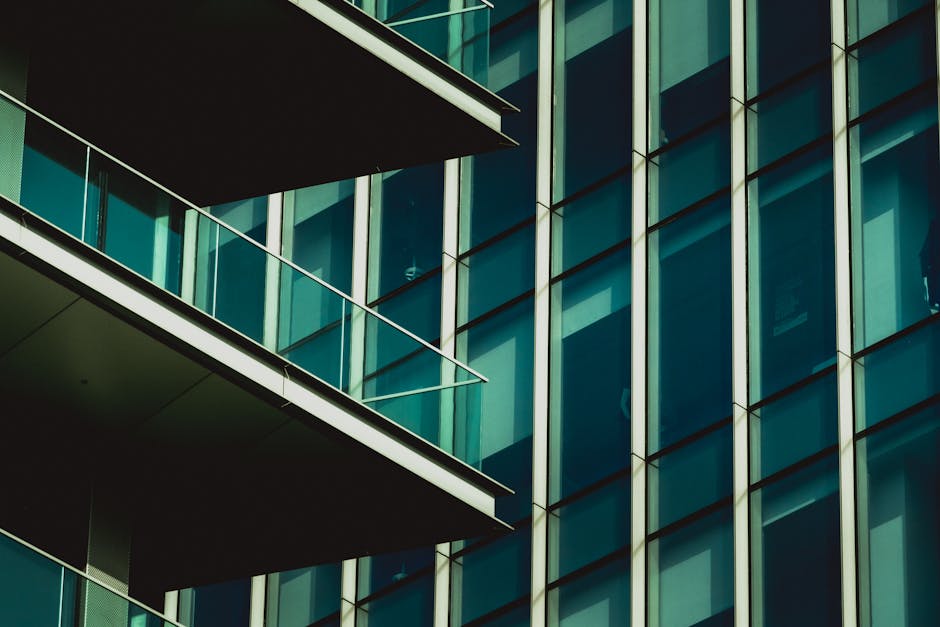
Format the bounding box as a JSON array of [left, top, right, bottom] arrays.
[[0, 87, 487, 385]]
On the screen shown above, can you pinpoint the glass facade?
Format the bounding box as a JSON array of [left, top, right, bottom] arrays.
[[35, 0, 934, 624]]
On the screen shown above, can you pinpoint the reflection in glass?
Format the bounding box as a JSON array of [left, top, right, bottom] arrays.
[[358, 548, 435, 600], [751, 457, 840, 627], [850, 90, 940, 350], [550, 248, 630, 500], [549, 557, 629, 627], [451, 527, 532, 625], [459, 225, 535, 325], [857, 406, 940, 626], [649, 508, 733, 627], [848, 0, 930, 45], [551, 176, 630, 276], [649, 198, 731, 452], [748, 145, 835, 401], [745, 0, 828, 98], [649, 0, 729, 150], [357, 573, 433, 627], [267, 564, 341, 627]]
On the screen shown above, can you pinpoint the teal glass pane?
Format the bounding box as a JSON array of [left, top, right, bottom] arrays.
[[746, 0, 829, 98], [0, 532, 66, 627], [649, 425, 732, 532], [375, 274, 442, 344], [649, 0, 729, 150], [551, 176, 630, 276], [194, 215, 266, 344], [550, 248, 630, 500], [552, 0, 631, 202], [750, 371, 837, 482], [357, 573, 432, 627], [370, 164, 443, 300], [457, 300, 534, 519], [747, 68, 831, 172], [459, 225, 534, 325], [358, 548, 434, 600], [650, 508, 733, 627], [751, 456, 840, 627], [858, 405, 940, 626], [283, 180, 354, 294], [854, 316, 940, 431], [208, 195, 267, 245], [849, 0, 929, 41], [549, 556, 629, 627], [460, 10, 537, 252], [549, 476, 629, 580], [86, 151, 186, 294], [473, 604, 530, 627], [850, 89, 940, 350], [268, 564, 341, 627], [848, 11, 936, 119], [649, 197, 731, 451], [451, 527, 531, 625], [748, 145, 836, 402], [19, 112, 88, 239], [649, 122, 730, 224]]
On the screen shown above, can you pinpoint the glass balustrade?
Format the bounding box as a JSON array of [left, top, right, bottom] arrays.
[[0, 90, 485, 466]]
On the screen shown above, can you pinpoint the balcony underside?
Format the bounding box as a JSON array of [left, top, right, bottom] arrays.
[[0, 204, 510, 606], [3, 0, 516, 205]]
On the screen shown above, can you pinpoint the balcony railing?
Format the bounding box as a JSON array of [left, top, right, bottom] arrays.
[[0, 527, 180, 627], [354, 0, 491, 82], [0, 89, 487, 468]]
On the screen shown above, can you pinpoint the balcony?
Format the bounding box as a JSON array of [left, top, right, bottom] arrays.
[[0, 90, 510, 601]]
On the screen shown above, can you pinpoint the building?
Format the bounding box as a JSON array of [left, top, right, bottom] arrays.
[[0, 0, 938, 625]]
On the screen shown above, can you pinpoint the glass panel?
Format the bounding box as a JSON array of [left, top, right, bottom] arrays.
[[648, 426, 732, 532], [551, 176, 630, 276], [457, 300, 534, 519], [208, 196, 267, 245], [451, 527, 532, 625], [182, 579, 251, 627], [649, 122, 730, 225], [369, 164, 444, 301], [549, 476, 629, 580], [748, 145, 836, 401], [552, 0, 631, 201], [375, 274, 442, 343], [0, 531, 71, 626], [283, 180, 354, 294], [358, 548, 435, 600], [194, 214, 267, 344], [19, 113, 89, 240], [550, 248, 630, 500], [848, 0, 929, 42], [857, 405, 940, 626], [854, 316, 940, 431], [458, 225, 535, 325], [747, 68, 831, 172], [473, 604, 530, 627], [649, 0, 729, 150], [848, 11, 936, 119], [649, 197, 731, 452], [460, 9, 537, 252], [649, 508, 734, 627], [356, 573, 433, 627], [751, 456, 841, 627], [750, 371, 837, 482], [267, 564, 341, 627], [849, 89, 940, 350], [548, 556, 629, 627], [745, 0, 829, 98]]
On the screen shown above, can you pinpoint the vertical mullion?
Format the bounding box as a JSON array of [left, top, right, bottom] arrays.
[[629, 0, 648, 623], [730, 0, 750, 624], [531, 0, 554, 618], [831, 0, 858, 623]]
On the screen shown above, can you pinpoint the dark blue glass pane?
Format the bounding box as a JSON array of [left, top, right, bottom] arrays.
[[753, 456, 841, 627], [461, 225, 534, 324], [190, 579, 251, 627], [550, 556, 629, 627], [552, 175, 630, 276], [650, 197, 732, 451], [751, 371, 837, 481], [749, 0, 829, 96], [358, 548, 435, 600], [357, 573, 433, 627], [550, 476, 629, 580], [651, 122, 730, 224], [452, 527, 531, 625], [749, 145, 836, 401], [650, 426, 732, 532], [551, 248, 630, 499], [374, 164, 444, 298]]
